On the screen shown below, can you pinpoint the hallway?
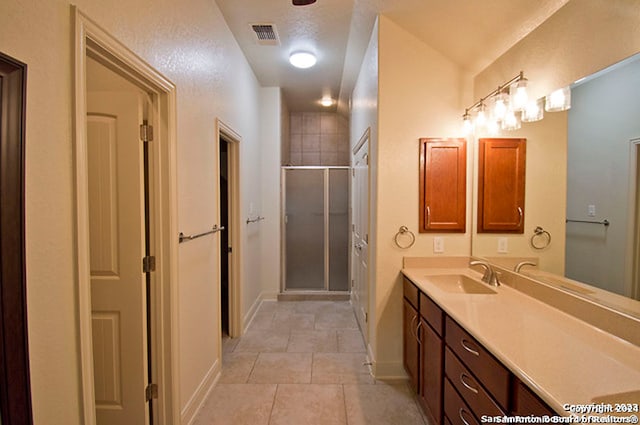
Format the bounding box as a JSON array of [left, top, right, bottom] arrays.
[[192, 301, 426, 425]]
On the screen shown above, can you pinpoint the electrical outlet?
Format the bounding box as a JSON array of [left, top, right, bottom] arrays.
[[498, 238, 508, 253], [588, 204, 596, 217], [434, 237, 444, 253]]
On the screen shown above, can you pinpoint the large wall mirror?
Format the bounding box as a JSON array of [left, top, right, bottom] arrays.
[[471, 52, 640, 319]]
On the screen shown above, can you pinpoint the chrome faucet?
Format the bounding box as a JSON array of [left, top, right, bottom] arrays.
[[469, 260, 500, 286], [514, 261, 537, 273]]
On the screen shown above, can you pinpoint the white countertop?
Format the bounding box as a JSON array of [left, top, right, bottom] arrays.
[[402, 267, 640, 414]]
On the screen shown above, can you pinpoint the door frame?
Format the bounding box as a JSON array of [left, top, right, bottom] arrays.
[[215, 119, 243, 338], [0, 51, 33, 425], [73, 7, 180, 425], [626, 137, 640, 300]]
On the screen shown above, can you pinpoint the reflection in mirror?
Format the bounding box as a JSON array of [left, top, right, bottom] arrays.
[[472, 53, 640, 319]]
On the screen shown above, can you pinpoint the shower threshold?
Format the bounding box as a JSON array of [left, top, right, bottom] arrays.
[[277, 291, 350, 301]]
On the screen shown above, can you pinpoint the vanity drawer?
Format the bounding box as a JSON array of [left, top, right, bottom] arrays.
[[420, 292, 444, 336], [513, 380, 556, 416], [445, 347, 504, 417], [403, 278, 420, 310], [445, 317, 510, 409], [444, 378, 480, 425]]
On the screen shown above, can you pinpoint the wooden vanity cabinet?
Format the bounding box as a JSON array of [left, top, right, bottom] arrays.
[[403, 280, 420, 392], [402, 276, 557, 423], [403, 279, 445, 424], [512, 380, 556, 417], [477, 138, 526, 233], [419, 293, 444, 425], [445, 318, 510, 410], [419, 138, 467, 233]]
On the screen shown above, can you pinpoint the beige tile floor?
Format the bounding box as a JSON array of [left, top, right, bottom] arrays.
[[192, 300, 427, 425]]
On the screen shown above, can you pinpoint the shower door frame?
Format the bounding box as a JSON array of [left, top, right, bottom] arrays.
[[281, 166, 350, 293]]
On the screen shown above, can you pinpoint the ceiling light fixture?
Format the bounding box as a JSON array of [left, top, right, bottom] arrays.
[[289, 51, 317, 69], [292, 0, 317, 5], [320, 97, 334, 107]]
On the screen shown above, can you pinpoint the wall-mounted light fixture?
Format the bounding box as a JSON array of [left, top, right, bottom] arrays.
[[545, 86, 571, 112], [289, 51, 317, 69], [462, 71, 571, 135]]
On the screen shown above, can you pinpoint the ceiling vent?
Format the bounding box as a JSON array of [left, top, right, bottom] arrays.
[[250, 24, 280, 46]]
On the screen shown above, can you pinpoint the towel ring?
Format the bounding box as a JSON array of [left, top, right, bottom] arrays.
[[394, 226, 416, 249], [530, 226, 551, 250]]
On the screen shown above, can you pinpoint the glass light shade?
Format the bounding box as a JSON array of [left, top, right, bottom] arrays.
[[486, 119, 500, 135], [545, 86, 571, 112], [462, 113, 473, 135], [522, 98, 544, 122], [289, 51, 317, 69], [490, 92, 508, 121], [474, 104, 487, 128], [501, 110, 521, 130], [509, 78, 528, 111]]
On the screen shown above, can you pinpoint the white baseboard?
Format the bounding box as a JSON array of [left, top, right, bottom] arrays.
[[243, 291, 278, 333], [371, 360, 407, 381], [181, 359, 221, 425]]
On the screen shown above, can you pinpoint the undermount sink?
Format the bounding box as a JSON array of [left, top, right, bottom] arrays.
[[426, 274, 497, 294]]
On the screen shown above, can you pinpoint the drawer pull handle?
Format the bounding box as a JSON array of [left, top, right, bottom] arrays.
[[410, 315, 418, 340], [459, 408, 473, 425], [460, 373, 479, 394], [461, 339, 480, 356], [416, 320, 422, 345]]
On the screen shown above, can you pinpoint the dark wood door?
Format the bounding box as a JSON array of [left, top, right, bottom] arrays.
[[0, 51, 33, 425], [419, 318, 443, 425], [477, 138, 526, 233], [403, 298, 420, 392], [419, 138, 467, 233]]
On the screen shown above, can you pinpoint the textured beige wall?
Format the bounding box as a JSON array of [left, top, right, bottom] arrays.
[[0, 0, 266, 423], [474, 0, 640, 101], [350, 17, 379, 356], [374, 16, 469, 376]]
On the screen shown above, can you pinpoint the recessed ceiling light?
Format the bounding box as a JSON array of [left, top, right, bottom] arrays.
[[289, 51, 317, 69]]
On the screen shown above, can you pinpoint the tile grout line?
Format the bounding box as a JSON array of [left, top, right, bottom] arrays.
[[267, 383, 279, 425], [341, 384, 350, 425]]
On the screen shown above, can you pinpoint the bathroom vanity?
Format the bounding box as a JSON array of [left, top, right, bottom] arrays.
[[402, 257, 640, 424]]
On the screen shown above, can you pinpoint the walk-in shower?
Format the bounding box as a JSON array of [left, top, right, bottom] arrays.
[[281, 167, 349, 293]]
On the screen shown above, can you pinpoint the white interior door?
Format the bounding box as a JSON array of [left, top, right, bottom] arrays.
[[351, 141, 369, 339], [87, 89, 149, 425]]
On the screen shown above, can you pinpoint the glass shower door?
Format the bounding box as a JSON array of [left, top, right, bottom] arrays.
[[283, 167, 350, 292], [284, 168, 325, 290], [329, 169, 349, 291]]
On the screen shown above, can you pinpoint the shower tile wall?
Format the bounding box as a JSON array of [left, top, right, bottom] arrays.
[[289, 112, 349, 166]]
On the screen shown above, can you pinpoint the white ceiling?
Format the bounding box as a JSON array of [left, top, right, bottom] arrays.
[[215, 0, 570, 113]]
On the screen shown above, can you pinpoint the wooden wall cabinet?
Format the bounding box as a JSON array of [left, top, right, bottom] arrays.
[[477, 138, 526, 233], [419, 138, 467, 233]]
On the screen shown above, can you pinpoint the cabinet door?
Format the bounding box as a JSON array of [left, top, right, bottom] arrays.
[[419, 138, 467, 233], [403, 298, 420, 392], [420, 318, 443, 425], [477, 138, 526, 233]]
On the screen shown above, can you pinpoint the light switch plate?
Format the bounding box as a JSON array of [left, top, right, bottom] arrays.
[[434, 237, 444, 253], [498, 237, 508, 253], [588, 204, 596, 217]]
